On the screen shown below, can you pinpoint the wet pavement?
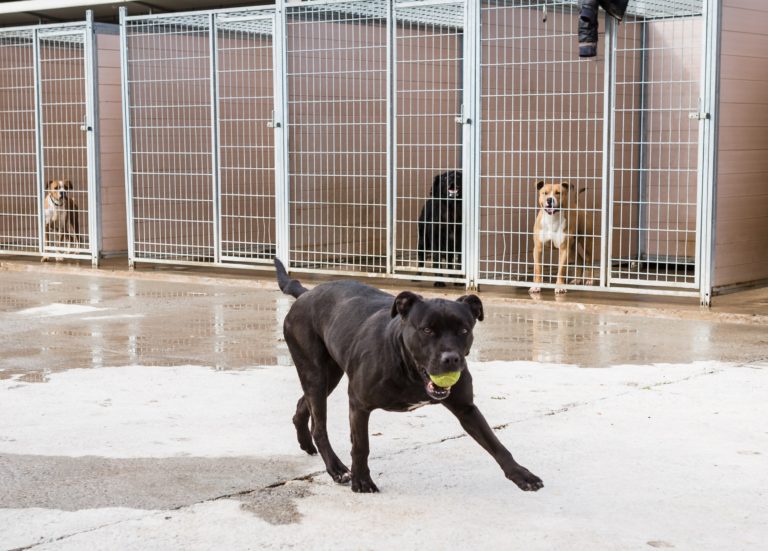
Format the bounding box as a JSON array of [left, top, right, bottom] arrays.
[[1, 261, 767, 379], [1, 259, 767, 550]]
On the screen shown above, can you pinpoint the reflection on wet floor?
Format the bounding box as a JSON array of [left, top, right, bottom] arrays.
[[1, 270, 767, 380], [1, 273, 290, 380]]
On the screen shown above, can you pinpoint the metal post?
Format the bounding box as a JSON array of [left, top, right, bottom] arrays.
[[636, 20, 648, 264], [32, 28, 45, 256], [84, 10, 101, 266], [600, 16, 617, 288], [464, 0, 480, 290], [209, 13, 221, 264], [385, 0, 394, 275], [119, 7, 136, 269], [698, 0, 722, 306], [274, 0, 290, 266]]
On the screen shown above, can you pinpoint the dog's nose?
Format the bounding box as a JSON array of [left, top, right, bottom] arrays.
[[440, 352, 461, 367]]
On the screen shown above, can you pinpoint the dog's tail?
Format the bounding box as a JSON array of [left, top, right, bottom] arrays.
[[274, 258, 308, 299]]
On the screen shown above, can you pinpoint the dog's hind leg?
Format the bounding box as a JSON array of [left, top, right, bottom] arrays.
[[293, 396, 316, 455], [285, 331, 350, 484], [292, 365, 343, 456]]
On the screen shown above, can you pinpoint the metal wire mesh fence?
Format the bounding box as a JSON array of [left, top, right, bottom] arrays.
[[610, 1, 703, 287], [478, 0, 604, 290], [285, 1, 388, 273], [0, 24, 96, 261], [216, 15, 277, 263], [394, 1, 465, 284], [0, 32, 37, 253], [117, 0, 711, 298], [124, 15, 215, 263], [39, 32, 90, 255]]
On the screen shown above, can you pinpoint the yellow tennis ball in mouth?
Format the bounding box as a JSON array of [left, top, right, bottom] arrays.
[[429, 371, 461, 389]]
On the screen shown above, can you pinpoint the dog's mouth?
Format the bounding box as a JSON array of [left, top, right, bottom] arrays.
[[447, 188, 459, 198], [544, 206, 558, 215], [418, 367, 451, 400]]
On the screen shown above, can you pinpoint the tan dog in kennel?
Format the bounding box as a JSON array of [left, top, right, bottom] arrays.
[[42, 179, 81, 262], [529, 181, 595, 295]]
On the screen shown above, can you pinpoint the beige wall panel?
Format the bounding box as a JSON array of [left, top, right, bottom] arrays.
[[723, 0, 768, 11], [96, 31, 127, 255], [714, 3, 768, 288]]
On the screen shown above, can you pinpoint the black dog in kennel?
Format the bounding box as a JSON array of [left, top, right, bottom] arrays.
[[417, 170, 463, 287]]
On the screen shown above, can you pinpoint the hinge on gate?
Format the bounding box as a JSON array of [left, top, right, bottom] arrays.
[[688, 112, 710, 121], [266, 109, 280, 129]]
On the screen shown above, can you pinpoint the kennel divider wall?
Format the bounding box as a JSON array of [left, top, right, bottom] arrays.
[[0, 16, 125, 262]]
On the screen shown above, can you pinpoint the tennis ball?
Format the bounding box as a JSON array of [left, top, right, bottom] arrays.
[[429, 371, 461, 388]]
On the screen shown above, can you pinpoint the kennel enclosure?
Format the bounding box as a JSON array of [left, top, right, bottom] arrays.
[[120, 0, 735, 303], [0, 12, 126, 263]]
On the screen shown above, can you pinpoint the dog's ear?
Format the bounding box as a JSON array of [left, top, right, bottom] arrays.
[[457, 294, 484, 322], [431, 173, 443, 196], [46, 180, 54, 191], [391, 291, 423, 319], [561, 182, 570, 191], [536, 181, 545, 191], [63, 180, 73, 190]]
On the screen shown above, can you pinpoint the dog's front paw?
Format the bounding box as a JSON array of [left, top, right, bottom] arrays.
[[506, 466, 544, 492], [41, 256, 49, 263], [433, 281, 446, 288], [554, 286, 567, 294], [351, 475, 379, 493], [528, 286, 541, 295]]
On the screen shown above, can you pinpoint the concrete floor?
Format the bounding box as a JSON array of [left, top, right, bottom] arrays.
[[1, 259, 767, 550]]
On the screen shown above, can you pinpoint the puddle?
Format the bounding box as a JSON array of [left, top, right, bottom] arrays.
[[15, 303, 104, 317], [238, 481, 312, 525], [2, 270, 768, 377]]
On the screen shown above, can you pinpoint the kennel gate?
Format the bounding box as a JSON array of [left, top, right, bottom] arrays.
[[0, 16, 100, 262], [121, 8, 279, 267], [120, 0, 715, 301], [476, 0, 712, 298]]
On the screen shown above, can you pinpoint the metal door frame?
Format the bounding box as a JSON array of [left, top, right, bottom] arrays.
[[121, 6, 278, 270], [118, 0, 718, 301], [472, 0, 714, 300], [214, 11, 281, 266], [0, 14, 99, 263], [390, 0, 472, 286], [603, 0, 716, 300]]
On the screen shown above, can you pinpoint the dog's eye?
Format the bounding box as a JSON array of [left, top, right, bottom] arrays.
[[458, 328, 468, 335], [421, 327, 433, 335]]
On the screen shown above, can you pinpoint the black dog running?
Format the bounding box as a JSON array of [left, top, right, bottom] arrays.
[[274, 258, 543, 493]]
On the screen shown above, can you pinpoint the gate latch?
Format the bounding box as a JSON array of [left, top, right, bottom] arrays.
[[80, 116, 92, 132], [688, 111, 710, 121], [455, 105, 471, 125], [267, 110, 280, 129]]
